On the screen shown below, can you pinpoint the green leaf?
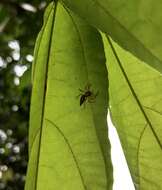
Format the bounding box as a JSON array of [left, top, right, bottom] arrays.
[[103, 35, 162, 190], [25, 2, 113, 190], [62, 0, 162, 73]]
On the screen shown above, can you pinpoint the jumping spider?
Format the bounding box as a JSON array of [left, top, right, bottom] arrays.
[[78, 84, 99, 106]]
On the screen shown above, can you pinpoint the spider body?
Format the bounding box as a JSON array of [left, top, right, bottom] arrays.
[[78, 84, 98, 106], [80, 90, 92, 106]]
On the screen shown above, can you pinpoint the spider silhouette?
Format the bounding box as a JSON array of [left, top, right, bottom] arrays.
[[78, 84, 99, 106]]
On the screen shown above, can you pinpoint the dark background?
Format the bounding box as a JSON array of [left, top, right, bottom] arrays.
[[0, 0, 47, 189]]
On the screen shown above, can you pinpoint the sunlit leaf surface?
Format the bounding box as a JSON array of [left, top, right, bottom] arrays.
[[25, 2, 112, 190], [103, 35, 162, 190], [62, 0, 162, 73]]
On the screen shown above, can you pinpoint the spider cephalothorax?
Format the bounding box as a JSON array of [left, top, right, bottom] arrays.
[[78, 84, 98, 106]]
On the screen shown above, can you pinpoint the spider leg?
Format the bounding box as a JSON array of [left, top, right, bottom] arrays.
[[76, 93, 82, 98], [89, 95, 96, 102], [94, 90, 99, 97], [85, 83, 91, 91], [89, 91, 98, 100], [88, 99, 95, 103], [79, 88, 84, 92], [87, 90, 99, 103]]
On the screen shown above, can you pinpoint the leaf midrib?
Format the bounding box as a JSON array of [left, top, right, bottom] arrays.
[[107, 36, 162, 150], [34, 2, 57, 190], [107, 35, 162, 188]]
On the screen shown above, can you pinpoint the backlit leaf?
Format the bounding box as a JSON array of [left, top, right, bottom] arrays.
[[25, 2, 113, 190], [62, 0, 162, 73], [103, 35, 162, 190]]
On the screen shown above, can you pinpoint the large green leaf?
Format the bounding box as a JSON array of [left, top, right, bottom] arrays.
[[62, 0, 162, 73], [25, 2, 113, 190], [103, 35, 162, 189]]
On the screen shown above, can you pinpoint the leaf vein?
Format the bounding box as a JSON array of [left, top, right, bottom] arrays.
[[91, 0, 162, 70], [45, 118, 87, 190]]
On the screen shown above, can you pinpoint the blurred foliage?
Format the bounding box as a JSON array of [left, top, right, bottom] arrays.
[[0, 0, 47, 189]]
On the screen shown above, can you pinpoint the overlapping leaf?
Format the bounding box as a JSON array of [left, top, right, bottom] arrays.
[[103, 35, 162, 190], [62, 0, 162, 73], [25, 2, 112, 190]]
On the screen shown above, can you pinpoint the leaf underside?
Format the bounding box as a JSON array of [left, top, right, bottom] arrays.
[[25, 2, 113, 190], [103, 35, 162, 190], [62, 0, 162, 73]]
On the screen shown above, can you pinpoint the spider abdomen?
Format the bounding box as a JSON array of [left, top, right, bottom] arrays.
[[80, 91, 92, 106], [78, 84, 98, 106]]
